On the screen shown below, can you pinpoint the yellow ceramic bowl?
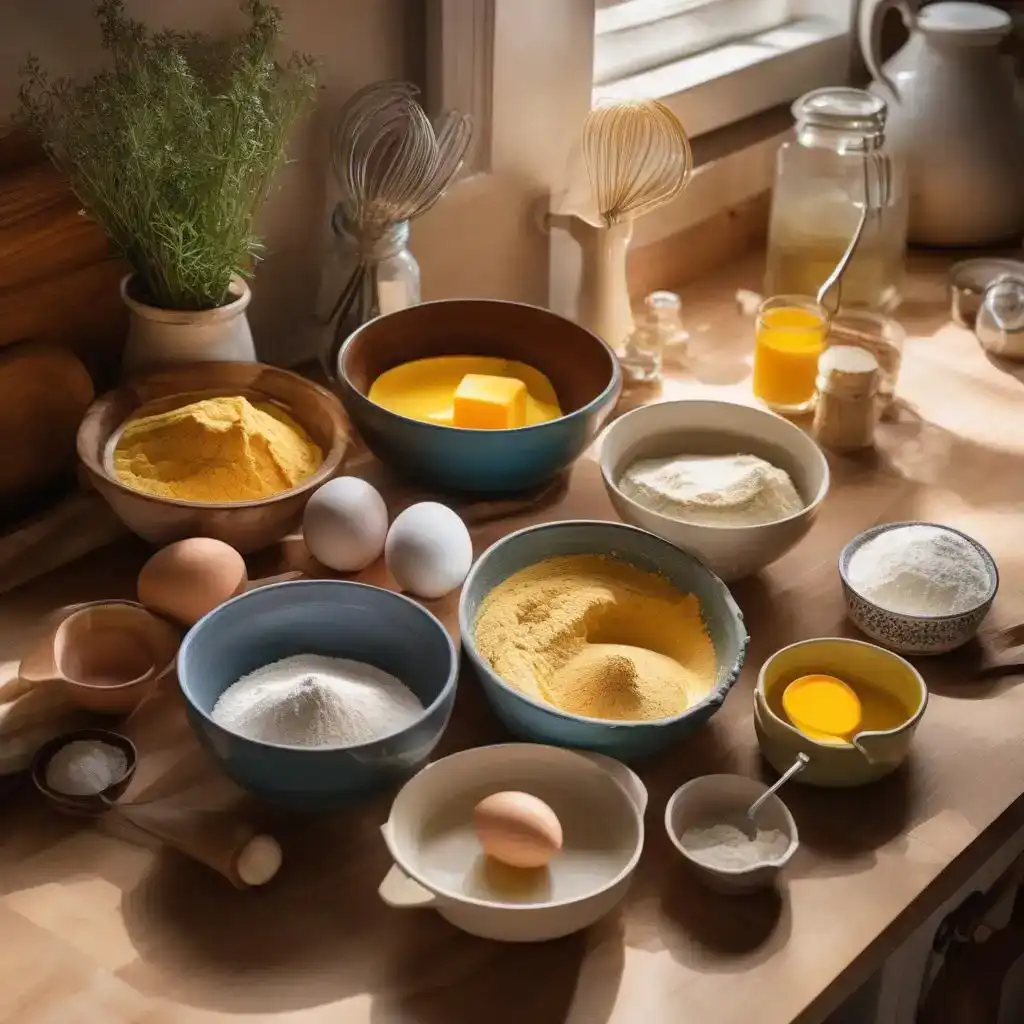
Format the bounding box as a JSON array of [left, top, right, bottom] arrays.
[[754, 637, 927, 788]]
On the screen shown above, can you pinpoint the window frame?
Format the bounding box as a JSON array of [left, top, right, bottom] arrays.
[[427, 0, 858, 311], [594, 0, 859, 138]]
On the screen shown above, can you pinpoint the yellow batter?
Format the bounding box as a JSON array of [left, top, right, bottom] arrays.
[[473, 555, 717, 722], [368, 356, 562, 427]]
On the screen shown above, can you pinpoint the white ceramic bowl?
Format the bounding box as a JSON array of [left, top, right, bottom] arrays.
[[379, 743, 647, 942], [599, 400, 830, 581], [665, 773, 799, 894]]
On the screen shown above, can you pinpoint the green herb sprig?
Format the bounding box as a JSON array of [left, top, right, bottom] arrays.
[[19, 0, 316, 311]]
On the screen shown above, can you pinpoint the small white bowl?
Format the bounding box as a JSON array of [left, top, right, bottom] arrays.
[[599, 400, 829, 582], [665, 773, 799, 894], [379, 744, 646, 942]]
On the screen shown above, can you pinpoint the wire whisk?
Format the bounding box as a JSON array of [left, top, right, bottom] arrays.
[[582, 99, 693, 226], [320, 80, 472, 378]]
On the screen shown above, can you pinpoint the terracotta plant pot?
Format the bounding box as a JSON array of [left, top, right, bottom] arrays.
[[120, 274, 256, 375]]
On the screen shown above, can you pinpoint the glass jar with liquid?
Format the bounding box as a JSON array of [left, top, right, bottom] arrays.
[[765, 88, 908, 312]]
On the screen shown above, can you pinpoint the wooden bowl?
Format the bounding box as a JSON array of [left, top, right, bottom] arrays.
[[78, 363, 349, 553], [31, 728, 138, 817], [19, 599, 181, 714]]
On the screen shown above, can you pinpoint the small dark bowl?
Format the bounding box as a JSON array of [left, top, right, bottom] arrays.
[[31, 728, 138, 816], [337, 299, 621, 494], [177, 580, 458, 811]]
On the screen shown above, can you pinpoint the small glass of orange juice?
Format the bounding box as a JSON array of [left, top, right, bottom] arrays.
[[753, 295, 830, 415]]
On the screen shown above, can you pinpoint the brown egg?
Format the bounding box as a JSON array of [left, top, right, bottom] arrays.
[[138, 538, 248, 626], [473, 791, 563, 869]]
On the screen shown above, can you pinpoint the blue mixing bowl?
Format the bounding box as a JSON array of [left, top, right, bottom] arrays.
[[336, 299, 621, 494], [459, 520, 749, 760], [178, 580, 457, 810]]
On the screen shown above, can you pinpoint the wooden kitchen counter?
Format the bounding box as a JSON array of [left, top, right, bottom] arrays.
[[3, 253, 1024, 1024]]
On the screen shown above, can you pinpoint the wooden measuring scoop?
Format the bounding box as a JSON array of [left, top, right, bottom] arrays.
[[19, 600, 181, 714]]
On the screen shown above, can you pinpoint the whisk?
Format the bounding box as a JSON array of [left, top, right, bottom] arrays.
[[816, 145, 892, 317], [574, 99, 692, 351], [582, 99, 693, 226], [319, 81, 472, 378]]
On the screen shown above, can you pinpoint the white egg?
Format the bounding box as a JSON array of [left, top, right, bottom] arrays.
[[303, 477, 389, 572], [385, 502, 473, 599]]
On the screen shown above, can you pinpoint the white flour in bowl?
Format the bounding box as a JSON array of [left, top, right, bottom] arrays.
[[681, 819, 790, 870], [211, 654, 423, 747], [618, 453, 804, 527], [847, 524, 993, 616]]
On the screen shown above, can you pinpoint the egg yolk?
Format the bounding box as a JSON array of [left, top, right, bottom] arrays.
[[782, 673, 863, 741]]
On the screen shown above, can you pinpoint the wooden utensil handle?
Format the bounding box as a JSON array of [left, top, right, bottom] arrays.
[[113, 800, 282, 888]]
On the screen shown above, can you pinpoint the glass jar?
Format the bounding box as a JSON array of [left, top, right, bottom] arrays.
[[619, 290, 688, 384], [824, 310, 904, 416], [315, 207, 421, 380], [765, 88, 908, 312], [753, 295, 829, 416]]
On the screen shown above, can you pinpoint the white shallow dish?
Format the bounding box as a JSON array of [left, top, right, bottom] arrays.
[[599, 399, 830, 582], [379, 743, 647, 942], [665, 773, 799, 894]]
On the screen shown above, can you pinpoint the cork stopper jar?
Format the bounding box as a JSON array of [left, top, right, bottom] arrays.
[[812, 345, 880, 452]]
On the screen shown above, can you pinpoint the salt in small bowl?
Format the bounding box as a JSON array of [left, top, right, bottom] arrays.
[[31, 728, 138, 817], [665, 773, 799, 894], [839, 521, 998, 656]]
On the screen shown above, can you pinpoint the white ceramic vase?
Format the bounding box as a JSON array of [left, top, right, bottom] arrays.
[[571, 217, 635, 352], [120, 274, 256, 375], [860, 0, 1024, 247]]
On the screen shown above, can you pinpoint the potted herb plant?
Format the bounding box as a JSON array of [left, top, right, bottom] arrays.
[[19, 0, 316, 372]]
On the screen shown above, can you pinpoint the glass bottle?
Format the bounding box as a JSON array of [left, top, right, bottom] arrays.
[[315, 206, 421, 380], [619, 290, 687, 384], [765, 87, 908, 312]]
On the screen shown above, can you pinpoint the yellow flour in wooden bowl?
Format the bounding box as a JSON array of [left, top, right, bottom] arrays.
[[113, 395, 323, 503], [472, 555, 717, 722]]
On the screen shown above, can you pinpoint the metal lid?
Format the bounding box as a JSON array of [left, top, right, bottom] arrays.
[[976, 275, 1024, 360], [792, 88, 888, 136]]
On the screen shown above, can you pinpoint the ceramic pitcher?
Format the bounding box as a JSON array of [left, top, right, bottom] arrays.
[[860, 0, 1024, 247]]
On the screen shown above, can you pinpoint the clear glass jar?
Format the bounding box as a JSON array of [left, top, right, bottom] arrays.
[[824, 309, 904, 416], [765, 87, 908, 313], [315, 207, 420, 380], [619, 290, 688, 384]]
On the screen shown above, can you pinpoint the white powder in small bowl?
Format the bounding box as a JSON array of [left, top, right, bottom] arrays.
[[680, 818, 791, 870], [846, 524, 993, 617]]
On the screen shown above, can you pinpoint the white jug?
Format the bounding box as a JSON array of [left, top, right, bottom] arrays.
[[860, 0, 1024, 247]]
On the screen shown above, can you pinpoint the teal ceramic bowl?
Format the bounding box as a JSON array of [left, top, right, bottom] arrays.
[[178, 580, 458, 810], [336, 299, 621, 494], [458, 521, 749, 760]]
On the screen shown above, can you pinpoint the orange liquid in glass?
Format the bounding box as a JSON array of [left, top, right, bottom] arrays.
[[753, 305, 827, 411]]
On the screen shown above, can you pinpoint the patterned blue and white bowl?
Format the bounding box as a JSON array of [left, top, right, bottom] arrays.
[[839, 522, 998, 656]]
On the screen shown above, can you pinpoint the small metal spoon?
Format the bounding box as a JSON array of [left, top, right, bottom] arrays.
[[743, 753, 810, 837]]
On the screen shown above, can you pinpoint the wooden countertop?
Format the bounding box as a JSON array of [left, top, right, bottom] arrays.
[[3, 253, 1024, 1024]]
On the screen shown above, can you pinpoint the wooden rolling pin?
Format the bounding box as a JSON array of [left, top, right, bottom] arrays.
[[106, 799, 282, 888]]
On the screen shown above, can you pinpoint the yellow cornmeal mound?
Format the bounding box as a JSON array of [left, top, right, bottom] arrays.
[[472, 555, 717, 722], [113, 395, 323, 503]]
